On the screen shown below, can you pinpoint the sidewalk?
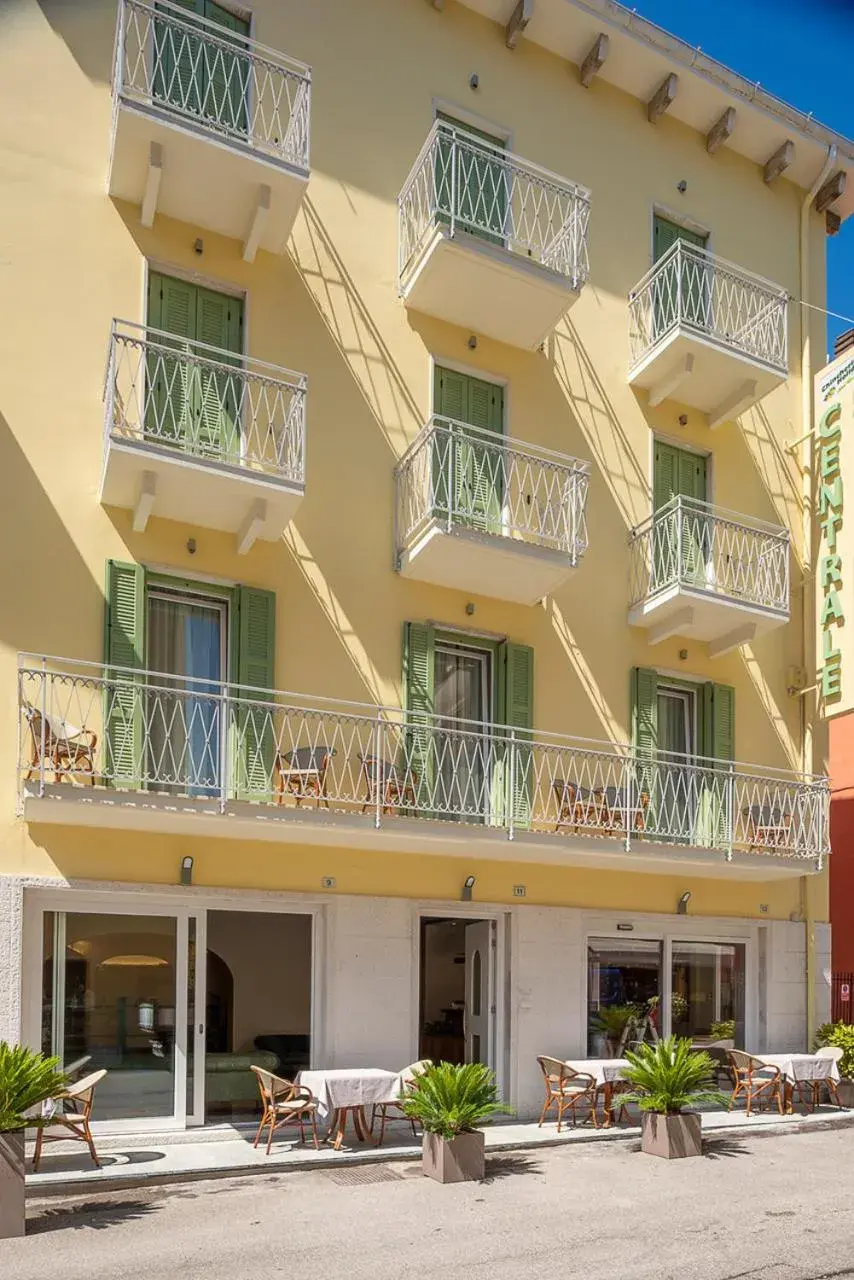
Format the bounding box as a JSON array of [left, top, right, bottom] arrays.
[[26, 1104, 854, 1195]]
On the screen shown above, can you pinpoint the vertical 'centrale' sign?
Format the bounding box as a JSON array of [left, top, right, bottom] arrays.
[[816, 350, 854, 717]]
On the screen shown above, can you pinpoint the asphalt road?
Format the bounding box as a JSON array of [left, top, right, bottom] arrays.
[[5, 1125, 854, 1280]]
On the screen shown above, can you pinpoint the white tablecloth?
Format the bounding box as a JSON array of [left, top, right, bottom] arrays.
[[752, 1053, 839, 1082], [564, 1058, 631, 1087], [298, 1068, 404, 1119]]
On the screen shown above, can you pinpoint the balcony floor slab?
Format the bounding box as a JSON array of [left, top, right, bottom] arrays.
[[628, 328, 786, 422], [397, 522, 579, 604], [629, 581, 789, 650], [22, 786, 819, 881], [401, 226, 579, 350], [100, 435, 304, 545], [109, 100, 308, 252]]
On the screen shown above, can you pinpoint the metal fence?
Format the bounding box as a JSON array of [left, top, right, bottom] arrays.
[[105, 319, 307, 482], [629, 496, 790, 615], [114, 0, 311, 169], [395, 415, 589, 563], [628, 240, 788, 374], [398, 120, 591, 287], [18, 656, 828, 862]]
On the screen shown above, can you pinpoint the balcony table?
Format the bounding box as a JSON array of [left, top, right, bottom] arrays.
[[749, 1053, 839, 1114], [297, 1068, 405, 1150], [564, 1058, 631, 1127]]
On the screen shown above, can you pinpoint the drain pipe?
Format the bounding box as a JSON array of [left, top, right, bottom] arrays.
[[800, 143, 836, 1048]]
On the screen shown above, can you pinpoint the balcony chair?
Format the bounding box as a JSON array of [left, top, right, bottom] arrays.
[[251, 1065, 319, 1155], [32, 1069, 107, 1171], [370, 1059, 432, 1145], [536, 1056, 599, 1132], [23, 702, 97, 787], [358, 753, 418, 815], [274, 745, 336, 808], [552, 780, 600, 832], [599, 785, 649, 835], [742, 803, 792, 851], [727, 1050, 784, 1118]]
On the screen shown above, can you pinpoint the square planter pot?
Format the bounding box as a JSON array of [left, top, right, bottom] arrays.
[[836, 1078, 854, 1108], [422, 1130, 485, 1184], [641, 1112, 702, 1160], [0, 1130, 26, 1239]]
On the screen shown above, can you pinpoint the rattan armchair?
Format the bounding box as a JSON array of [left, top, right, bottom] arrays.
[[359, 754, 418, 815], [801, 1046, 844, 1110], [552, 780, 599, 832], [251, 1065, 319, 1155], [727, 1050, 784, 1117], [24, 703, 97, 787], [370, 1059, 432, 1144], [537, 1056, 599, 1132], [32, 1069, 106, 1171], [274, 745, 336, 808]]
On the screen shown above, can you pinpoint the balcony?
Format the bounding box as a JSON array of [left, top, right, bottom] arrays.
[[398, 121, 591, 350], [100, 320, 307, 552], [628, 242, 789, 425], [394, 416, 590, 604], [109, 0, 311, 257], [18, 656, 828, 878], [628, 497, 790, 655]]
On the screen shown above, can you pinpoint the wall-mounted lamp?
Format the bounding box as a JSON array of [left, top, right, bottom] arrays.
[[461, 875, 476, 902], [193, 237, 204, 255], [468, 334, 478, 349], [469, 73, 479, 90], [186, 537, 197, 555], [180, 856, 194, 887], [676, 180, 687, 193], [676, 890, 691, 915]]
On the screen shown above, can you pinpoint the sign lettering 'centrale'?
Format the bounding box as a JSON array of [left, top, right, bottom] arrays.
[[816, 351, 854, 717]]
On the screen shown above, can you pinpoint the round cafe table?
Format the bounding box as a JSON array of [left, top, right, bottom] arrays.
[[298, 1067, 405, 1150]]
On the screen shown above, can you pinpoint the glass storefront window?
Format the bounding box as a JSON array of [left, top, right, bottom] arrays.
[[587, 938, 662, 1055], [671, 941, 746, 1047]]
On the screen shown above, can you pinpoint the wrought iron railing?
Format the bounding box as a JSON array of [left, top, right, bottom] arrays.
[[394, 416, 590, 563], [113, 0, 311, 170], [398, 120, 591, 287], [18, 657, 828, 863], [628, 241, 788, 374], [104, 320, 307, 482], [629, 497, 790, 615]]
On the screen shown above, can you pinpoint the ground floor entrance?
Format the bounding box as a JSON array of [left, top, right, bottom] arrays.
[[419, 917, 496, 1067]]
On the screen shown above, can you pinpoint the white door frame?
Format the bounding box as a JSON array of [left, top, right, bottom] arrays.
[[21, 885, 324, 1133], [411, 903, 509, 1101]]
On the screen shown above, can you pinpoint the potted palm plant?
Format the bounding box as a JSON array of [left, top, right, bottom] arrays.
[[814, 1022, 854, 1107], [0, 1042, 68, 1238], [401, 1061, 511, 1184], [621, 1036, 728, 1159]]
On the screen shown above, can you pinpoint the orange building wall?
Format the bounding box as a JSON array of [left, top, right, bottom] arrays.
[[830, 713, 854, 971]]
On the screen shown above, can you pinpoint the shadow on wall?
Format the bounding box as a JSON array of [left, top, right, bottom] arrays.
[[0, 411, 103, 660], [37, 0, 116, 85]]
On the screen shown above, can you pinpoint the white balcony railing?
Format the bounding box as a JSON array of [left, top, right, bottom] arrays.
[[398, 121, 591, 286], [628, 241, 788, 374], [105, 320, 307, 483], [395, 416, 590, 563], [18, 657, 828, 863], [113, 0, 311, 170], [629, 497, 790, 615]]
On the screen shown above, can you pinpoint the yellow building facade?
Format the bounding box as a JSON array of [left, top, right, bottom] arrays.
[[0, 0, 850, 1127]]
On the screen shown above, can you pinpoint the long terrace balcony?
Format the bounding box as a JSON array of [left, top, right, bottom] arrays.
[[18, 656, 828, 879]]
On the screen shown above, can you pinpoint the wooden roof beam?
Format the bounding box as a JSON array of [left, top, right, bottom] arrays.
[[648, 73, 678, 124], [706, 107, 736, 156], [815, 170, 847, 214], [763, 140, 794, 184], [579, 32, 609, 87], [505, 0, 533, 49]]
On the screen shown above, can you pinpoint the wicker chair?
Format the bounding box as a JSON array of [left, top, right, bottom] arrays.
[[727, 1050, 784, 1118], [274, 745, 336, 808], [742, 804, 792, 851], [599, 785, 649, 834], [552, 780, 599, 832], [32, 1069, 106, 1171], [371, 1059, 432, 1144], [359, 754, 418, 815], [251, 1066, 319, 1155], [800, 1046, 844, 1110], [24, 703, 97, 787], [536, 1056, 599, 1132]]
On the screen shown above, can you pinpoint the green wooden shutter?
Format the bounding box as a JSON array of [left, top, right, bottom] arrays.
[[700, 681, 735, 848], [433, 366, 467, 522], [652, 216, 709, 339], [403, 621, 435, 812], [500, 641, 534, 829], [146, 271, 197, 444], [193, 285, 243, 459], [435, 113, 507, 245], [631, 667, 659, 834], [203, 1, 250, 134], [676, 449, 708, 585], [652, 442, 677, 590], [153, 0, 203, 118], [434, 367, 504, 532], [653, 443, 708, 588], [234, 586, 276, 799], [104, 560, 145, 789]]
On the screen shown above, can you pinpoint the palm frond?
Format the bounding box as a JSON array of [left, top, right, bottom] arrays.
[[620, 1036, 729, 1115], [0, 1042, 68, 1131], [400, 1062, 512, 1140]]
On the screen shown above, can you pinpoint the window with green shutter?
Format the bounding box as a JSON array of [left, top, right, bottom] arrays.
[[652, 214, 710, 337], [435, 113, 507, 246], [146, 272, 243, 460], [153, 0, 250, 134], [700, 681, 735, 848], [433, 366, 504, 533], [104, 561, 145, 789], [233, 585, 277, 800], [652, 440, 709, 591]]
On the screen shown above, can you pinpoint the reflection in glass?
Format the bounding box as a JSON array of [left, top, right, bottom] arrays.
[[671, 941, 746, 1047], [587, 938, 662, 1055]]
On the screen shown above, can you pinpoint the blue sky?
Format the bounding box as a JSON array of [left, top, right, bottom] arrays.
[[635, 0, 854, 358]]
